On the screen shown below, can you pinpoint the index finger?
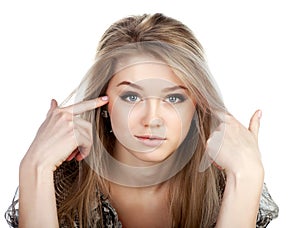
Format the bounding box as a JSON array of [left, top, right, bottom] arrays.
[[62, 96, 109, 115]]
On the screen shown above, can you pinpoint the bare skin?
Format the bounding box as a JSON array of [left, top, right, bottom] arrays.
[[105, 63, 264, 227], [109, 182, 171, 228], [19, 97, 109, 228], [18, 68, 263, 228], [215, 110, 264, 227], [107, 111, 264, 228], [18, 98, 263, 228]]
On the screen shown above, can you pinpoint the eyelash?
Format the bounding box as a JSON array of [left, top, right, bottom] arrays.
[[120, 92, 187, 104], [120, 92, 142, 103], [165, 94, 187, 104]]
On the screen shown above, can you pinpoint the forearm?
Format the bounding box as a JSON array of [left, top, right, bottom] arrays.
[[216, 167, 264, 228], [19, 158, 59, 228]]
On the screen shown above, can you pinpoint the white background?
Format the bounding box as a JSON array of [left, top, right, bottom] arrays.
[[0, 0, 299, 227]]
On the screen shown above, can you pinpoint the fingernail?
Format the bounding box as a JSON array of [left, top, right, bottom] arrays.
[[258, 110, 262, 119], [101, 96, 109, 101]]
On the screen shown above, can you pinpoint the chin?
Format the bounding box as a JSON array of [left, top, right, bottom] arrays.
[[132, 150, 173, 165]]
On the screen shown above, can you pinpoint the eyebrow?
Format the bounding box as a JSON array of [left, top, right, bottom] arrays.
[[116, 81, 188, 92], [117, 81, 143, 90]]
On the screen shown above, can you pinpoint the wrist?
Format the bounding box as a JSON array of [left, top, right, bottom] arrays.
[[225, 160, 264, 183], [20, 155, 54, 181], [217, 164, 264, 227], [19, 156, 58, 228], [225, 163, 264, 194]]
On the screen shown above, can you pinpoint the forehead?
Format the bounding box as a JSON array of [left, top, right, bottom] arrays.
[[108, 61, 184, 87]]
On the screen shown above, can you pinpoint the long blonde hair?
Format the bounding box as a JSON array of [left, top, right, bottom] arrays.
[[55, 13, 226, 227]]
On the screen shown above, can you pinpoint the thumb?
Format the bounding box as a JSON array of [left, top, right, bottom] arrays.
[[248, 109, 262, 139], [47, 99, 58, 116]]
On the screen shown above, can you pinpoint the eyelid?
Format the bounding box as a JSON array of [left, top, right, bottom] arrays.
[[119, 91, 142, 103], [165, 93, 187, 103], [119, 91, 187, 103], [120, 91, 141, 97]]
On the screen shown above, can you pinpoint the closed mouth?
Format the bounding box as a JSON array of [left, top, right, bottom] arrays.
[[135, 135, 166, 140]]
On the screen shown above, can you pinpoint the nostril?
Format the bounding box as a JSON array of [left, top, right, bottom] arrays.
[[142, 118, 163, 127], [149, 118, 163, 127]]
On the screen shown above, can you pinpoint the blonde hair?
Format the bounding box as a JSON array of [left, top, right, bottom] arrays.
[[55, 13, 226, 227]]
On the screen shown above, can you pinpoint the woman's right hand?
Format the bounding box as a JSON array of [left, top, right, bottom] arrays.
[[21, 96, 109, 172]]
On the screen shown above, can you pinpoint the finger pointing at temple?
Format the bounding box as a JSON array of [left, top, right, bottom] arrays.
[[61, 96, 109, 115]]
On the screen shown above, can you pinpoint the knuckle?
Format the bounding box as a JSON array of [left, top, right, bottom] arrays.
[[61, 112, 70, 120], [52, 108, 61, 116], [58, 112, 73, 123], [66, 128, 76, 140], [66, 122, 75, 133]]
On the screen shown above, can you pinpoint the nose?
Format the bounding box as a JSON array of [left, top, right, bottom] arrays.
[[141, 98, 164, 128]]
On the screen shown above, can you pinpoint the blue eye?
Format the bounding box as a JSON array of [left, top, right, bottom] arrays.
[[120, 92, 142, 103], [165, 94, 186, 104]]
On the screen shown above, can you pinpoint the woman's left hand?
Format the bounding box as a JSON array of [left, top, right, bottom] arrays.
[[207, 110, 264, 177], [212, 110, 265, 227]]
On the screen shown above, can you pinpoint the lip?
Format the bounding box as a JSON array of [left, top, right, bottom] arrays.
[[135, 135, 166, 147]]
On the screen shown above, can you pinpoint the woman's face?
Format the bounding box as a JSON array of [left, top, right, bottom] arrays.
[[106, 60, 196, 166]]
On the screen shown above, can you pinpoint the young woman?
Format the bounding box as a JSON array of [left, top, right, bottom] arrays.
[[6, 13, 278, 227]]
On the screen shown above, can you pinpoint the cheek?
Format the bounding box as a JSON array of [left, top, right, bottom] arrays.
[[161, 104, 194, 141], [164, 111, 182, 132]]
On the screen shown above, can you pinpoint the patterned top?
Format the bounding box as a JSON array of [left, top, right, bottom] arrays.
[[5, 183, 278, 228]]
